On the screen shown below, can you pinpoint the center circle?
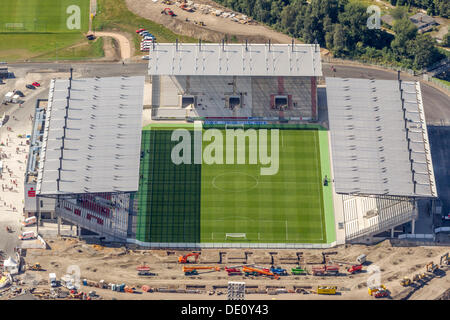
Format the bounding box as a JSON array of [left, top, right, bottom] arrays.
[[212, 172, 258, 192]]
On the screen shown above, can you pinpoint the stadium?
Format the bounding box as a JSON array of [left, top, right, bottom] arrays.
[[24, 42, 437, 248]]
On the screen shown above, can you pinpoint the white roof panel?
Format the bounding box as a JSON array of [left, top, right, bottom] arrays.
[[36, 76, 145, 195], [148, 43, 322, 76]]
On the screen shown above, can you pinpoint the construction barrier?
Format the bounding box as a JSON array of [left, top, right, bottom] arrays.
[[435, 227, 450, 234], [398, 234, 434, 240], [127, 238, 337, 249]]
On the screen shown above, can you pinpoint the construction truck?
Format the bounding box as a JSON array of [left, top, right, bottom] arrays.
[[368, 285, 388, 298], [317, 286, 337, 295], [270, 266, 288, 276], [49, 273, 57, 288], [136, 264, 154, 276], [400, 277, 412, 287], [182, 266, 220, 276], [27, 263, 43, 271], [178, 252, 200, 264], [291, 266, 307, 275], [180, 3, 194, 12], [312, 265, 339, 276], [224, 267, 242, 276], [242, 266, 279, 279], [347, 264, 363, 274]]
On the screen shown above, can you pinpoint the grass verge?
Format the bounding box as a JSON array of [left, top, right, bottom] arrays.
[[93, 0, 198, 52]]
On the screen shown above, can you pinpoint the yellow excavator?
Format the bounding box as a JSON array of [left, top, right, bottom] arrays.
[[27, 263, 43, 271], [426, 261, 438, 273], [400, 277, 411, 287]]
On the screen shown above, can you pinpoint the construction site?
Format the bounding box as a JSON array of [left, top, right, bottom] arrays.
[[1, 238, 449, 300]]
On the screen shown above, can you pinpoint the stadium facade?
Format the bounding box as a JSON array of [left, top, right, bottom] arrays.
[[24, 43, 437, 247]]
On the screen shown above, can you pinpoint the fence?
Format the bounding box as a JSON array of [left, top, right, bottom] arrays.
[[127, 238, 337, 249], [428, 77, 450, 93], [322, 56, 419, 76], [435, 227, 450, 233], [398, 234, 435, 240]]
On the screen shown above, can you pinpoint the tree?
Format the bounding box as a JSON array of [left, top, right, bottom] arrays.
[[333, 24, 346, 55], [391, 18, 417, 57], [443, 31, 450, 47], [410, 34, 440, 68]]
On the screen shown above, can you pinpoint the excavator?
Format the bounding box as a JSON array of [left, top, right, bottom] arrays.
[[242, 266, 279, 279], [161, 8, 176, 16], [400, 277, 412, 287], [178, 252, 200, 263], [440, 252, 449, 268], [426, 261, 439, 273], [27, 263, 44, 271], [182, 266, 220, 276]]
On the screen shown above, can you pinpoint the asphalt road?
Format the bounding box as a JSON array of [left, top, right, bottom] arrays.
[[8, 61, 449, 123]]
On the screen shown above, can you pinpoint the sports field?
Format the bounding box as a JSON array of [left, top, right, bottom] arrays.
[[136, 124, 336, 245], [0, 0, 89, 33]]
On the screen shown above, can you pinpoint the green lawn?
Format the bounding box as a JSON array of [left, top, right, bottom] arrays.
[[201, 128, 331, 243], [136, 125, 335, 245], [0, 0, 90, 33]]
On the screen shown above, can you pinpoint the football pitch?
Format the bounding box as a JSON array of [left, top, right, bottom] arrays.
[[136, 124, 336, 245], [0, 0, 90, 33]]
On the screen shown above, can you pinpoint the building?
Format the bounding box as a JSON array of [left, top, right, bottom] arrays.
[[409, 13, 438, 33], [148, 42, 322, 122], [326, 76, 437, 243], [32, 74, 145, 241], [26, 43, 438, 247]]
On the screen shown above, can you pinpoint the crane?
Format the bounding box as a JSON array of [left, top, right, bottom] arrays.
[[242, 266, 279, 279], [182, 266, 220, 275]]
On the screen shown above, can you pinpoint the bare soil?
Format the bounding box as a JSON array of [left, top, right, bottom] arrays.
[[125, 0, 294, 43], [14, 237, 450, 300]]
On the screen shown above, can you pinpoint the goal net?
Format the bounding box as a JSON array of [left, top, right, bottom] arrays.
[[225, 233, 247, 240]]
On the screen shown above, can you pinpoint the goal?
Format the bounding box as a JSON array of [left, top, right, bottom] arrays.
[[225, 233, 247, 240]]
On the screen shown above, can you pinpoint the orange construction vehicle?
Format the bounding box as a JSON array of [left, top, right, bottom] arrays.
[[178, 252, 200, 263], [242, 266, 279, 279], [180, 4, 194, 12], [161, 8, 176, 16], [182, 266, 220, 275]]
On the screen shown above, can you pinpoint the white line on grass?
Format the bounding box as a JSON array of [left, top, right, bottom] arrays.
[[313, 132, 324, 241], [285, 220, 288, 240]]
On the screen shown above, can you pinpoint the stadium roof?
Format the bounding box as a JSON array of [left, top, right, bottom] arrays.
[[148, 43, 322, 76], [326, 77, 437, 198], [36, 76, 145, 195]]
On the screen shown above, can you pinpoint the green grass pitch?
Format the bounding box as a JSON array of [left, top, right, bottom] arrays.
[[0, 0, 90, 33], [136, 124, 336, 244]]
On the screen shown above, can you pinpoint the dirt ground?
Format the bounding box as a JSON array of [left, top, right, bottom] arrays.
[[8, 237, 449, 300], [125, 0, 294, 43]]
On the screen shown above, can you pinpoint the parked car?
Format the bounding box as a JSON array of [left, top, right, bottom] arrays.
[[136, 28, 146, 33], [26, 84, 35, 90], [32, 82, 41, 87], [86, 34, 96, 40], [14, 90, 25, 97], [142, 55, 150, 60]]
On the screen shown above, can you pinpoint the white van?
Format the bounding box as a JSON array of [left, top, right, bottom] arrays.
[[19, 231, 36, 240], [22, 216, 37, 227], [49, 273, 57, 287]]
